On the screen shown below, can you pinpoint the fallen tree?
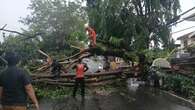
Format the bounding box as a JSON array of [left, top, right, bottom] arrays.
[[31, 70, 124, 79], [31, 69, 132, 87]]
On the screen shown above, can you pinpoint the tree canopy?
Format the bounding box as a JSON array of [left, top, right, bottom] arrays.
[[0, 0, 181, 62], [21, 0, 87, 51], [86, 0, 180, 50]]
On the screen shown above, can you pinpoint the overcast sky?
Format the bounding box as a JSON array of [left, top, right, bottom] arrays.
[[0, 0, 195, 43], [0, 0, 30, 33]]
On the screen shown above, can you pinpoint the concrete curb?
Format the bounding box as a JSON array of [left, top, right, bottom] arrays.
[[162, 90, 195, 108]]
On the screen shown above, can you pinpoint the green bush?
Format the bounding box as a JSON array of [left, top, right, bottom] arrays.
[[34, 85, 72, 99], [162, 73, 195, 99]]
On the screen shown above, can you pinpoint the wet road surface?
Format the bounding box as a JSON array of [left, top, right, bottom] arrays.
[[35, 80, 195, 110]]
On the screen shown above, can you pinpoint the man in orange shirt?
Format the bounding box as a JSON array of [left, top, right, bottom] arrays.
[[72, 59, 88, 100], [85, 24, 96, 48]]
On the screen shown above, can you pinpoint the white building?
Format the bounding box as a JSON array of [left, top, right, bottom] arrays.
[[177, 32, 195, 48]]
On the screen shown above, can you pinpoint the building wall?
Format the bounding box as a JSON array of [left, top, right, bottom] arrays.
[[180, 39, 186, 48], [180, 37, 195, 48], [189, 37, 195, 45]]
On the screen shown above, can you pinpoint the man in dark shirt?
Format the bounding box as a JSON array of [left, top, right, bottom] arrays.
[[51, 59, 62, 79], [0, 52, 39, 110]]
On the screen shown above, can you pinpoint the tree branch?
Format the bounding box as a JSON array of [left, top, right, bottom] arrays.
[[0, 26, 40, 40], [0, 28, 29, 37]]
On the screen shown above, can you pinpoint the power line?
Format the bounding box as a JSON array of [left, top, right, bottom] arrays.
[[168, 13, 195, 27], [179, 6, 195, 17], [168, 6, 195, 27]]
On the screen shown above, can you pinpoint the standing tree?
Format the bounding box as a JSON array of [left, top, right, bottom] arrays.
[[21, 0, 87, 51], [86, 0, 180, 51]]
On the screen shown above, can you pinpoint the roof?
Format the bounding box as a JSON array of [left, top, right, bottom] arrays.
[[177, 32, 194, 40], [189, 32, 195, 38], [184, 13, 195, 21]]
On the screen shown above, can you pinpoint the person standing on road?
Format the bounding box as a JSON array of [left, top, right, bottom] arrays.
[[72, 59, 88, 100], [0, 52, 39, 110]]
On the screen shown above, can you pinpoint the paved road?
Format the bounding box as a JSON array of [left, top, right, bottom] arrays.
[[35, 80, 195, 110]]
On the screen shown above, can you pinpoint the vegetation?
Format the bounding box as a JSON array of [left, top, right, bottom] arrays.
[[0, 0, 184, 99], [1, 0, 180, 58], [20, 0, 87, 52], [34, 86, 72, 99], [156, 71, 195, 101], [34, 78, 125, 99], [86, 0, 180, 50]]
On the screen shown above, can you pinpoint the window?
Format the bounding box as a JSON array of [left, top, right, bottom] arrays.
[[184, 40, 188, 47]]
